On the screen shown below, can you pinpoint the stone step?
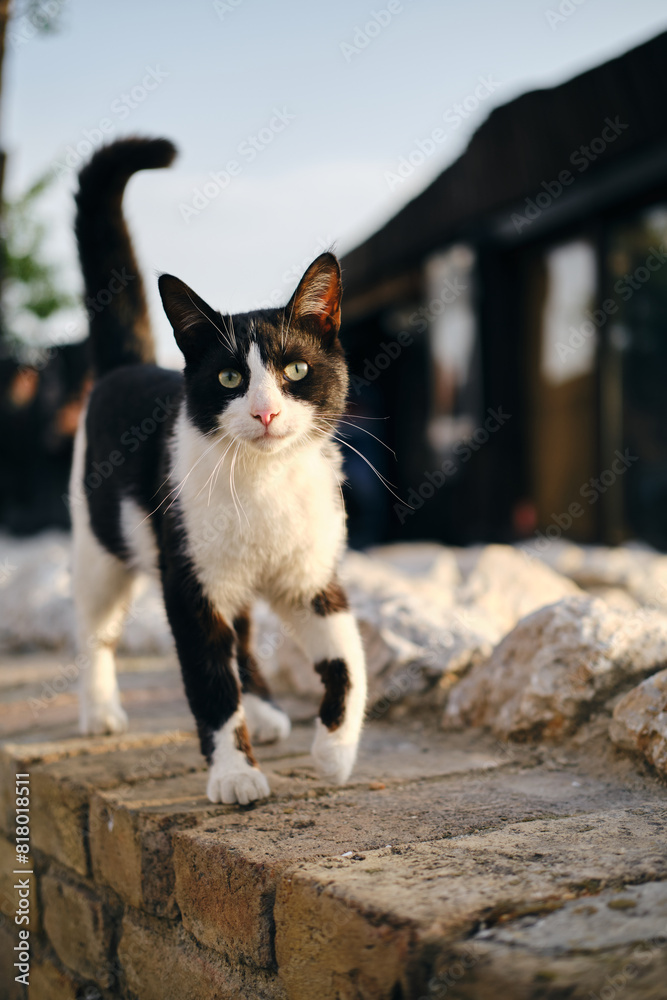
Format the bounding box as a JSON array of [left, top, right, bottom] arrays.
[[2, 680, 667, 998]]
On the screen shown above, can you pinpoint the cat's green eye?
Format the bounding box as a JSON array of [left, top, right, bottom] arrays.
[[284, 361, 309, 382], [219, 369, 242, 389]]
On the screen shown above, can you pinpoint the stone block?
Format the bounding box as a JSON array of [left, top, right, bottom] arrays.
[[274, 807, 667, 999], [29, 957, 81, 1000], [117, 907, 285, 1000], [40, 869, 118, 985]]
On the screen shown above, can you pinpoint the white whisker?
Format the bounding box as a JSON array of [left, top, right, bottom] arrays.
[[329, 432, 408, 506], [318, 416, 396, 458], [133, 430, 227, 529]]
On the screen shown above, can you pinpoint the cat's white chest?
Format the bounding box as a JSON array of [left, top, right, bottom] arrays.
[[173, 421, 346, 613]]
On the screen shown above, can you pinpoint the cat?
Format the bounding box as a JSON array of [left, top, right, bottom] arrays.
[[70, 137, 367, 804]]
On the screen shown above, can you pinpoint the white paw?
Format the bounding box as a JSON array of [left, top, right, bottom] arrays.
[[79, 697, 129, 736], [206, 762, 270, 805], [311, 719, 359, 784], [243, 694, 291, 744]]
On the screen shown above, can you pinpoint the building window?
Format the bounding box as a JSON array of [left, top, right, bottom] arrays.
[[424, 245, 479, 455], [526, 238, 598, 540]]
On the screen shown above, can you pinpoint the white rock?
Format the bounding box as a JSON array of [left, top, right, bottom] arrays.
[[443, 595, 667, 740], [610, 669, 667, 774], [456, 545, 581, 638], [0, 531, 173, 656], [521, 540, 667, 612]]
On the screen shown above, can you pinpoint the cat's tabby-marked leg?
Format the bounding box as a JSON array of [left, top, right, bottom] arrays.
[[280, 581, 367, 784], [234, 610, 291, 744], [161, 567, 269, 804]]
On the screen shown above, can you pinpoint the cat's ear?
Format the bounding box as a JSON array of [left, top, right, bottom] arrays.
[[286, 253, 342, 339], [158, 274, 221, 360]]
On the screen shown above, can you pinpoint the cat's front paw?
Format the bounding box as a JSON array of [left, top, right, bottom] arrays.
[[311, 719, 358, 785], [243, 694, 291, 744], [79, 697, 129, 736], [206, 762, 270, 805]]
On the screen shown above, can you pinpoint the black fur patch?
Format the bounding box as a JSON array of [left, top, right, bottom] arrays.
[[312, 580, 349, 616], [160, 506, 241, 762], [233, 611, 272, 701], [76, 138, 176, 376], [315, 658, 351, 731], [82, 364, 182, 562]]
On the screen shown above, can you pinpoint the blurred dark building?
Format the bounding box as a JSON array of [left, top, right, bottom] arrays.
[[341, 30, 667, 550], [0, 343, 89, 535]]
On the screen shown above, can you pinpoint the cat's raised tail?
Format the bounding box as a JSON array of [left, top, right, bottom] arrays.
[[75, 137, 177, 377]]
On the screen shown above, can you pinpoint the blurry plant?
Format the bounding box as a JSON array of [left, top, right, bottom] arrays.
[[7, 0, 66, 48], [1, 172, 75, 347], [0, 0, 70, 348]]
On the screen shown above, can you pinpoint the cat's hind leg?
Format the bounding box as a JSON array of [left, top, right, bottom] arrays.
[[71, 514, 134, 735], [234, 609, 291, 744], [276, 582, 367, 784]]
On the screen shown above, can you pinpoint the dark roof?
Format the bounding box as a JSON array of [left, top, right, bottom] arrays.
[[342, 30, 667, 302]]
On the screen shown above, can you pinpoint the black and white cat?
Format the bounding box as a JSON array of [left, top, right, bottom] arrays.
[[70, 137, 367, 804]]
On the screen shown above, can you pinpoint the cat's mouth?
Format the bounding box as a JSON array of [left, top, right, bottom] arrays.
[[248, 428, 291, 449]]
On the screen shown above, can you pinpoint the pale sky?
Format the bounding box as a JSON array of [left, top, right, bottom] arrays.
[[5, 0, 667, 364]]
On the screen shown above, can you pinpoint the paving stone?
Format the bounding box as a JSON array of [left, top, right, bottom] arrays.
[[30, 733, 200, 877], [88, 720, 515, 921], [3, 631, 667, 1000], [0, 731, 198, 837], [440, 881, 667, 999], [274, 807, 667, 1000], [89, 774, 208, 918], [117, 907, 286, 1000], [40, 868, 119, 985], [171, 751, 658, 972]]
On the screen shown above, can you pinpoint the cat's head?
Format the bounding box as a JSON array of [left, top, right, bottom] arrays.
[[159, 253, 348, 453]]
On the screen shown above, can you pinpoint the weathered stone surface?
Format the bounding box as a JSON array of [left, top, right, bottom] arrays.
[[443, 881, 667, 999], [173, 828, 280, 968], [173, 720, 648, 973], [89, 775, 208, 917], [610, 668, 667, 774], [480, 879, 667, 954], [41, 869, 118, 985], [117, 907, 286, 1000], [443, 596, 667, 739], [274, 808, 667, 1000], [29, 957, 81, 1000], [88, 720, 504, 921], [28, 732, 199, 877]]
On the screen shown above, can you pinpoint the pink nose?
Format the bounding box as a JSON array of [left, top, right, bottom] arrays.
[[253, 409, 280, 427]]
